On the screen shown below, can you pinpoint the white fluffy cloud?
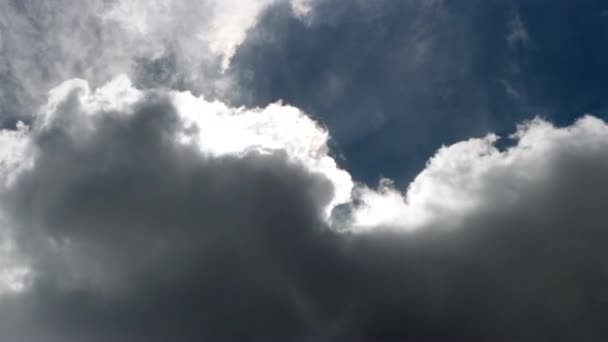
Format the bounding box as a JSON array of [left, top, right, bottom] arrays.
[[349, 115, 608, 231]]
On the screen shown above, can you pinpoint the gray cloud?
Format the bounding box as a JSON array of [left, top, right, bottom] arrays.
[[0, 79, 608, 341], [0, 86, 344, 341], [2, 1, 608, 341]]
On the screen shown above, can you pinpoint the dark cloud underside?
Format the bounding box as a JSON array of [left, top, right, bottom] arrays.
[[1, 92, 608, 340]]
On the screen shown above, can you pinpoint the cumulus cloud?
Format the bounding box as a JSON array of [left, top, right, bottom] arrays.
[[349, 115, 608, 231], [0, 76, 608, 340], [506, 9, 531, 48], [0, 77, 341, 340], [230, 0, 523, 185], [3, 1, 608, 340]]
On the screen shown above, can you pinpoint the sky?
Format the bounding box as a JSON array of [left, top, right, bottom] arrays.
[[1, 0, 608, 340]]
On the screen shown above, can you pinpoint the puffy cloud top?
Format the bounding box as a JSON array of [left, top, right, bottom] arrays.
[[350, 115, 608, 231]]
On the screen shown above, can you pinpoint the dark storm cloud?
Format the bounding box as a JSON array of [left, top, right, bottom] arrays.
[[1, 89, 346, 341], [2, 85, 608, 341]]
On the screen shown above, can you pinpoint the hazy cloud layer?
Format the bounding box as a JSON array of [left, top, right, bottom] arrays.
[[349, 115, 608, 231], [230, 0, 608, 185]]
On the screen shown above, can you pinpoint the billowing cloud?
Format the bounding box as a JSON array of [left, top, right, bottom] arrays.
[[3, 0, 608, 340], [0, 78, 341, 340], [0, 76, 608, 340], [0, 0, 312, 126], [101, 0, 280, 70]]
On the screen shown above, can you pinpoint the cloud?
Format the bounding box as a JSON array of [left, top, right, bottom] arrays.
[[0, 0, 312, 126], [37, 76, 352, 214], [3, 1, 608, 340], [1, 77, 608, 339], [506, 9, 531, 48], [0, 77, 342, 340], [101, 0, 279, 71], [290, 0, 316, 19], [0, 75, 350, 289], [348, 115, 608, 232]]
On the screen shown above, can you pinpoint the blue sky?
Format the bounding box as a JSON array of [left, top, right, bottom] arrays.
[[229, 0, 608, 185]]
